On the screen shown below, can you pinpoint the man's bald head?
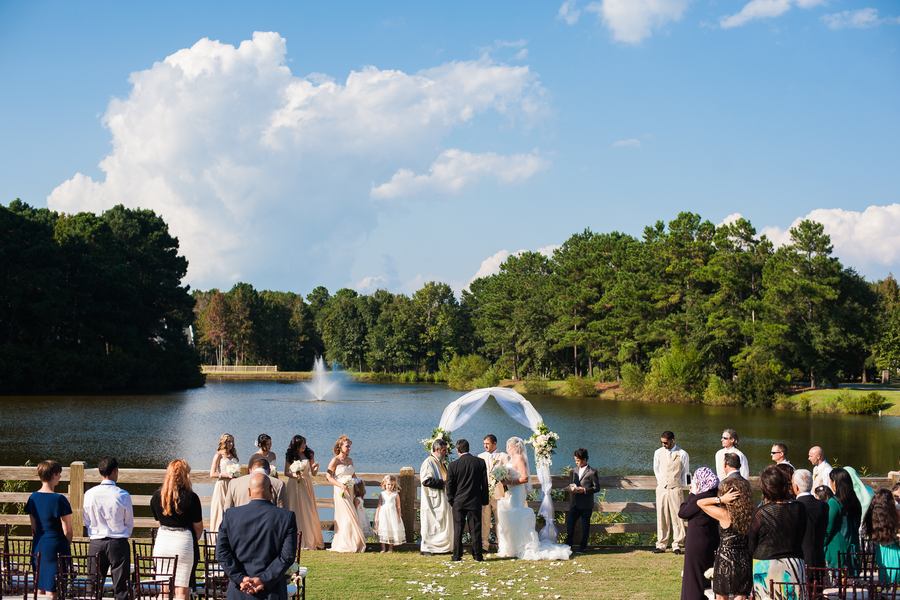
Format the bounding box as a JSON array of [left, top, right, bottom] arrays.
[[808, 446, 824, 466], [248, 472, 273, 501]]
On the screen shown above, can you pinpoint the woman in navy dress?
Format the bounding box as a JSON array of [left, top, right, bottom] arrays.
[[26, 460, 73, 599]]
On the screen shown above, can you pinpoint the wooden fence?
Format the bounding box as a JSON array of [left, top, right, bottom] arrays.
[[201, 365, 278, 373], [0, 464, 894, 546]]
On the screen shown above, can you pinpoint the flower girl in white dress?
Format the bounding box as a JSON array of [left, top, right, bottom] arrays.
[[375, 475, 405, 552]]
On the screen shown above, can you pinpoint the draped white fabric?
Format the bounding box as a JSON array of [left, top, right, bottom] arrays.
[[437, 387, 559, 542]]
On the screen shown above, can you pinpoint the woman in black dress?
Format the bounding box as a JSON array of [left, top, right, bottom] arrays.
[[679, 467, 720, 600], [698, 476, 754, 600], [150, 460, 203, 600]]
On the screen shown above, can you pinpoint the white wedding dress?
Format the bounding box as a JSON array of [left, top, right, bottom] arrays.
[[496, 466, 572, 560]]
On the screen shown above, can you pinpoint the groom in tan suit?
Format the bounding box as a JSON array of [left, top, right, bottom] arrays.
[[478, 434, 509, 551]]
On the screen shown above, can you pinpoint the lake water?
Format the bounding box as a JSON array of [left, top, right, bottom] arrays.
[[2, 378, 897, 479]]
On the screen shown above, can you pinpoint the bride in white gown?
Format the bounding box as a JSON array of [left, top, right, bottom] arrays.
[[496, 437, 572, 561]]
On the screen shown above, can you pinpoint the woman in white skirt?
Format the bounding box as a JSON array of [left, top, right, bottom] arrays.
[[151, 459, 203, 599]]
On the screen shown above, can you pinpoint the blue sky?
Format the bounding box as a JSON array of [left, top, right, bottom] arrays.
[[1, 0, 898, 296]]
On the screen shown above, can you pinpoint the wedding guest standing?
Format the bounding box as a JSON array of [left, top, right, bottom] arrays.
[[325, 435, 366, 553], [678, 467, 720, 600], [715, 429, 749, 480], [566, 448, 599, 554], [749, 466, 807, 600], [150, 460, 203, 600], [792, 469, 828, 572], [478, 434, 508, 551], [26, 460, 72, 600], [697, 477, 753, 600], [824, 467, 862, 569], [653, 431, 689, 555], [770, 443, 792, 467], [863, 489, 900, 582], [284, 435, 324, 550], [84, 457, 134, 600], [419, 439, 452, 556], [225, 456, 285, 509], [209, 433, 239, 531], [253, 434, 277, 476]]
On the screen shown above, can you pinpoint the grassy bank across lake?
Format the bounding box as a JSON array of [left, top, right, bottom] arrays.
[[296, 546, 681, 599]]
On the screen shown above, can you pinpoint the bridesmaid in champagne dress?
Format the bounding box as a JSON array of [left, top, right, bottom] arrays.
[[284, 435, 324, 550], [252, 434, 277, 476], [325, 435, 366, 553], [209, 433, 239, 532]]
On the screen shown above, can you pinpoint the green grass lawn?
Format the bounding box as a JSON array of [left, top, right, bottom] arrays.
[[298, 547, 683, 599], [787, 388, 900, 415]]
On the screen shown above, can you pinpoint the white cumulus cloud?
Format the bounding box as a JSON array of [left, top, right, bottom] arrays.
[[719, 0, 826, 29], [558, 0, 582, 25], [355, 276, 386, 292], [466, 244, 562, 289], [718, 212, 746, 227], [821, 8, 899, 29], [612, 138, 642, 149], [760, 204, 900, 278], [47, 32, 550, 291], [370, 149, 549, 200], [585, 0, 694, 44]]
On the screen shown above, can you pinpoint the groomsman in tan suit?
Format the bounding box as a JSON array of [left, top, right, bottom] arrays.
[[478, 434, 509, 551], [224, 456, 286, 510], [653, 430, 689, 554]]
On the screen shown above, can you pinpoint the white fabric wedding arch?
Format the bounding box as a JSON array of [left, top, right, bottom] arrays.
[[437, 386, 559, 542]]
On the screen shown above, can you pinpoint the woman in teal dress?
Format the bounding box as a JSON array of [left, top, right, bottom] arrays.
[[824, 468, 862, 571], [863, 488, 900, 583], [25, 461, 73, 599]]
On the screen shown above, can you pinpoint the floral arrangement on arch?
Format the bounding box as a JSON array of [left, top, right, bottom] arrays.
[[526, 421, 560, 468], [419, 427, 455, 466]]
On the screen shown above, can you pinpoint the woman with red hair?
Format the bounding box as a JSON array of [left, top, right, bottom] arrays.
[[151, 459, 203, 599]]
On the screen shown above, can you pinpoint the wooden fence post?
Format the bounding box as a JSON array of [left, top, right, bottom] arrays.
[[399, 467, 415, 544], [69, 462, 85, 538]]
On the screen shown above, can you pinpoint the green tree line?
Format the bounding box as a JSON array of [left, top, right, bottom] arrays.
[[194, 211, 900, 406], [0, 200, 203, 393]]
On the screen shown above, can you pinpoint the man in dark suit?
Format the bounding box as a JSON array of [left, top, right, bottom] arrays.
[[793, 469, 827, 571], [217, 473, 298, 600], [722, 453, 746, 482], [446, 438, 490, 562], [566, 448, 600, 554]]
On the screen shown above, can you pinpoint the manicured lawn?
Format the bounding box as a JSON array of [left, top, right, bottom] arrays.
[[795, 388, 900, 415], [298, 547, 683, 599]]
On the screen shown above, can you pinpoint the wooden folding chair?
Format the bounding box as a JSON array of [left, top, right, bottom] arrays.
[[55, 554, 102, 600], [202, 531, 227, 600], [133, 555, 177, 600], [288, 532, 306, 600], [0, 551, 40, 600]]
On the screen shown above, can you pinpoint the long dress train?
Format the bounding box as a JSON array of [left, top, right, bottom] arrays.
[[328, 464, 366, 553], [496, 466, 571, 561]]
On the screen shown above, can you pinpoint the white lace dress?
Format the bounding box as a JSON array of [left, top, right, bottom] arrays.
[[496, 466, 572, 561]]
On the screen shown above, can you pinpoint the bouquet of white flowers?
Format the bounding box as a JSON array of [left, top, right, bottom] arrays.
[[224, 463, 242, 478], [489, 465, 510, 496], [290, 459, 308, 476], [419, 427, 455, 466], [270, 465, 278, 477], [526, 421, 560, 468], [704, 568, 714, 580], [338, 474, 357, 498]]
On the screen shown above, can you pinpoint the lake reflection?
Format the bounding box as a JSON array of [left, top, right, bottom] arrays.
[[1, 380, 897, 480]]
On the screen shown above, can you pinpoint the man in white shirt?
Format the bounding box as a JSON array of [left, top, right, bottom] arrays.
[[84, 456, 134, 600], [771, 443, 793, 467], [653, 431, 689, 555], [808, 446, 833, 488], [477, 434, 508, 551], [714, 429, 749, 480]]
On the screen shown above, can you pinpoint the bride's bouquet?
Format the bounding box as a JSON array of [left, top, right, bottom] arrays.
[[489, 465, 510, 496], [419, 427, 455, 466], [526, 421, 560, 468], [224, 463, 242, 478], [338, 474, 358, 498], [290, 459, 308, 477]]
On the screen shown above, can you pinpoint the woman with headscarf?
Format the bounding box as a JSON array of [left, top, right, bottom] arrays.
[[679, 467, 720, 600], [845, 466, 874, 525]]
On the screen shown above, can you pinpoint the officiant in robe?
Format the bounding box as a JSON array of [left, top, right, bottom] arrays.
[[419, 440, 453, 554]]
